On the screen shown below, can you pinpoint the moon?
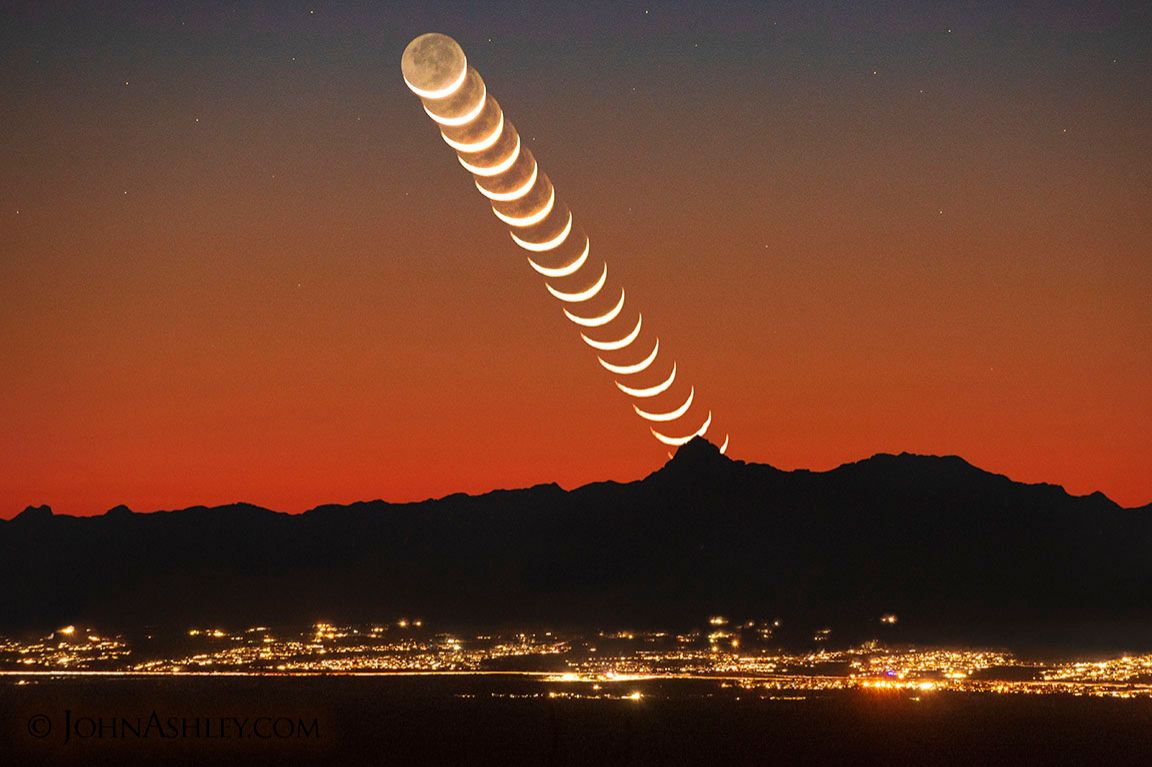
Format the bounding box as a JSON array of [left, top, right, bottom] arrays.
[[401, 34, 468, 100], [581, 312, 641, 351], [510, 212, 573, 252], [616, 361, 676, 398], [634, 386, 694, 422], [404, 33, 730, 456], [546, 262, 607, 303], [564, 288, 625, 328], [494, 184, 555, 227], [651, 410, 712, 446], [529, 235, 589, 278], [599, 338, 660, 376]]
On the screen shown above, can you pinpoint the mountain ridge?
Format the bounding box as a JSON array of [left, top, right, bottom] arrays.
[[7, 439, 1144, 521], [3, 438, 1149, 648]]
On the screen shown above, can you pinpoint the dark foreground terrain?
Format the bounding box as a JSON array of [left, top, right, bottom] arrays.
[[4, 676, 1151, 766], [4, 439, 1151, 647]]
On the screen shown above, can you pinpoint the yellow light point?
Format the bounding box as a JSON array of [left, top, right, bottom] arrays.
[[582, 312, 641, 351], [560, 672, 579, 682], [188, 629, 200, 637], [616, 361, 676, 398], [546, 262, 607, 302], [565, 287, 625, 328], [492, 184, 555, 227], [628, 691, 643, 701], [211, 630, 225, 638], [398, 619, 409, 628], [58, 625, 76, 636], [528, 236, 589, 278], [709, 616, 728, 626], [441, 110, 504, 153], [462, 133, 522, 177], [651, 410, 711, 446], [511, 211, 573, 252], [633, 386, 694, 422], [599, 338, 660, 376]]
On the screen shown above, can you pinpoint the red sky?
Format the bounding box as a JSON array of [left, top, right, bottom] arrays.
[[2, 3, 1149, 516]]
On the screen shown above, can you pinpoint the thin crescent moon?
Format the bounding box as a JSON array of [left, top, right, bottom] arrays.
[[404, 61, 469, 100], [599, 338, 659, 376], [633, 385, 694, 422], [511, 212, 573, 252], [441, 110, 504, 153], [528, 236, 588, 278], [651, 410, 711, 446], [719, 434, 729, 454], [493, 185, 555, 227], [564, 287, 624, 328], [462, 133, 521, 178], [581, 313, 642, 351], [424, 81, 487, 126], [546, 262, 606, 303], [616, 361, 676, 398]]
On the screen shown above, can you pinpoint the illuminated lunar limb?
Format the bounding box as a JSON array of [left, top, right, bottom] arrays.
[[634, 386, 693, 422], [582, 312, 641, 351], [616, 362, 676, 398], [565, 288, 625, 328], [403, 33, 728, 454], [598, 338, 659, 376], [546, 262, 607, 303], [651, 411, 712, 447], [529, 235, 589, 278]]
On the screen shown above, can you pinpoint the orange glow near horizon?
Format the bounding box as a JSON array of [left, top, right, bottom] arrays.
[[1, 10, 1149, 516]]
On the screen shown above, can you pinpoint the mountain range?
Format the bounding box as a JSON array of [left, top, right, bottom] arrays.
[[3, 438, 1149, 648]]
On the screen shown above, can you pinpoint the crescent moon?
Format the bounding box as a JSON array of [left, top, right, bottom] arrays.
[[581, 313, 641, 351], [651, 410, 711, 446], [493, 185, 555, 227], [616, 361, 676, 398], [546, 262, 606, 303], [528, 236, 588, 278], [599, 340, 663, 375], [564, 287, 624, 328], [719, 434, 729, 454], [599, 338, 659, 376], [462, 133, 522, 178], [633, 385, 693, 422], [424, 81, 486, 126], [403, 60, 468, 100], [441, 111, 504, 153], [474, 148, 532, 191], [511, 212, 573, 252]]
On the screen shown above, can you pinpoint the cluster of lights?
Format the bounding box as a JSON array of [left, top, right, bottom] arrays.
[[3, 621, 1152, 699]]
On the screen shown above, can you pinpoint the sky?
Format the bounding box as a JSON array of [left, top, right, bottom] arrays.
[[2, 1, 1149, 516]]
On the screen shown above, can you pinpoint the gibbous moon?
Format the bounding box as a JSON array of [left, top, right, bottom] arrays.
[[403, 33, 729, 455]]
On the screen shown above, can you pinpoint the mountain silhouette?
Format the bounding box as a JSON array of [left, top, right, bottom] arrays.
[[3, 438, 1149, 648]]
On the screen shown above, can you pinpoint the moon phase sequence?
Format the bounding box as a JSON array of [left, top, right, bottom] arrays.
[[402, 33, 727, 454]]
